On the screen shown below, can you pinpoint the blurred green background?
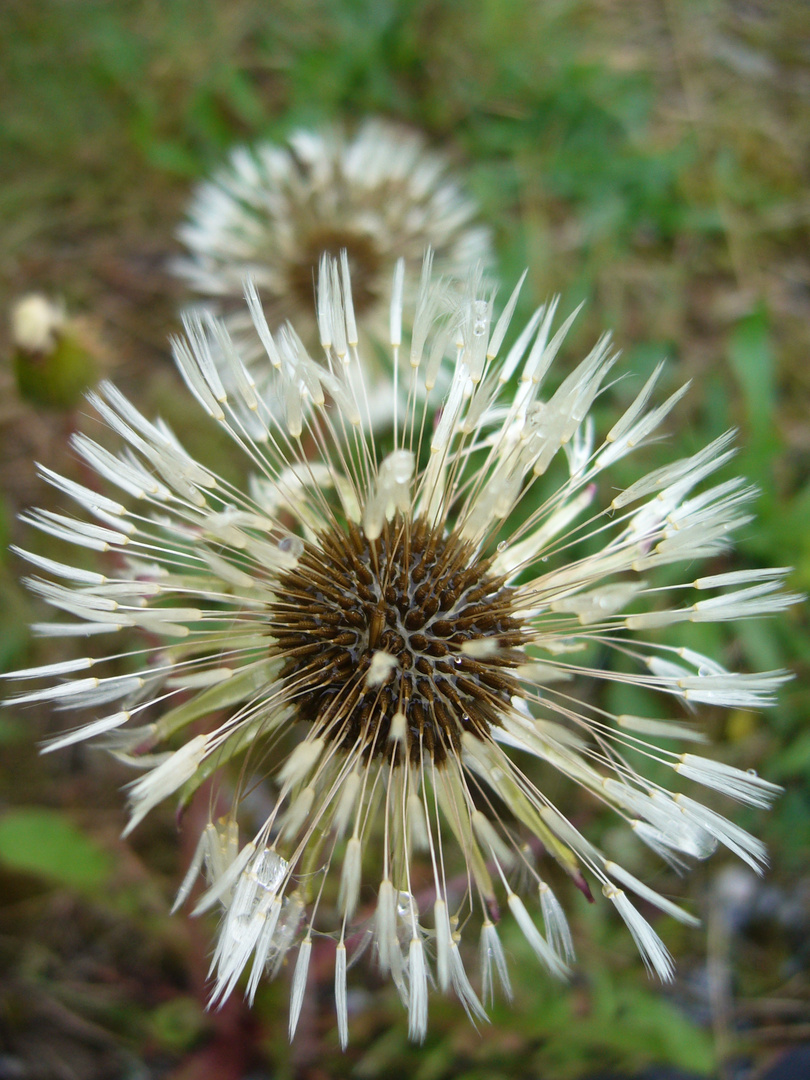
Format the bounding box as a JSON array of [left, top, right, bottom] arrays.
[[0, 1, 808, 1078]]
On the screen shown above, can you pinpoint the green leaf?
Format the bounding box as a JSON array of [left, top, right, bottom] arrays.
[[770, 730, 810, 779], [0, 716, 27, 745], [147, 996, 206, 1053], [728, 305, 776, 441], [0, 807, 113, 892]]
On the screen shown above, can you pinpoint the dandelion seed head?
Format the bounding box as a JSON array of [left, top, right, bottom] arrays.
[[172, 119, 492, 355], [5, 253, 798, 1046], [172, 121, 492, 433]]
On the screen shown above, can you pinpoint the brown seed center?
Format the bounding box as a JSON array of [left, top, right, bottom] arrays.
[[270, 516, 525, 764]]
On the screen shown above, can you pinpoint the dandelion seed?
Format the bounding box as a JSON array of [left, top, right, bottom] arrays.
[[6, 256, 797, 1044]]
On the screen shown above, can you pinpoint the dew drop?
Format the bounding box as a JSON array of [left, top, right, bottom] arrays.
[[279, 536, 304, 558], [397, 890, 419, 920]]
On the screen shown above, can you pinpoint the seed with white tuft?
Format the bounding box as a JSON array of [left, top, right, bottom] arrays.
[[338, 837, 363, 919]]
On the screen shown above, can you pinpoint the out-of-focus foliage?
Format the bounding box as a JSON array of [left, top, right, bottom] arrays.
[[0, 807, 113, 891], [0, 0, 808, 1077]]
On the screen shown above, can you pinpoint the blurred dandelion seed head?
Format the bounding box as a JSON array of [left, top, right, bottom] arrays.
[[6, 256, 798, 1046], [172, 118, 492, 347]]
